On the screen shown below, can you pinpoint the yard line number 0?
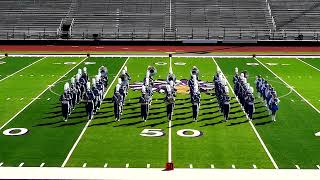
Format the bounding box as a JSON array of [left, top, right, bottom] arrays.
[[140, 129, 202, 138]]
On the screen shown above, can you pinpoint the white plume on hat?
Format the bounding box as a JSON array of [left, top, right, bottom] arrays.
[[64, 82, 70, 92], [225, 86, 229, 94], [240, 73, 245, 79], [92, 78, 96, 88], [235, 67, 238, 74], [118, 78, 122, 85], [115, 84, 121, 92], [78, 69, 82, 75], [76, 73, 81, 81], [86, 82, 90, 89], [83, 67, 87, 73], [124, 66, 128, 72], [70, 77, 75, 84], [250, 87, 254, 94]]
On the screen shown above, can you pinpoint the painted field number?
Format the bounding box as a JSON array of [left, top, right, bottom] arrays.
[[315, 131, 320, 137], [140, 129, 165, 137], [140, 129, 202, 138], [3, 128, 28, 136]]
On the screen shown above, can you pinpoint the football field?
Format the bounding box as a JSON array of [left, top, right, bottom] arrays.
[[0, 55, 319, 169]]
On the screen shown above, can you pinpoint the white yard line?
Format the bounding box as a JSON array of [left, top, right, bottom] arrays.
[[316, 165, 320, 169], [212, 58, 279, 169], [0, 57, 88, 131], [126, 163, 129, 168], [189, 164, 193, 169], [61, 57, 130, 167], [255, 58, 320, 114], [210, 164, 214, 169], [168, 56, 173, 164], [104, 163, 108, 168], [295, 165, 300, 169], [147, 164, 150, 168], [297, 58, 320, 72], [0, 162, 3, 167], [253, 164, 257, 169], [232, 165, 236, 169], [0, 57, 46, 82], [82, 163, 87, 168]]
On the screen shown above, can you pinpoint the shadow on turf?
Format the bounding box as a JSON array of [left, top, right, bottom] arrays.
[[55, 120, 87, 127], [33, 120, 63, 127], [227, 120, 248, 126], [137, 121, 166, 128], [113, 120, 144, 127], [88, 121, 114, 127], [200, 120, 224, 127], [171, 121, 193, 127], [254, 120, 273, 126]]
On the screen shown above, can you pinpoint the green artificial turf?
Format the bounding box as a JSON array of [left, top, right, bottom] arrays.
[[0, 57, 84, 127], [216, 57, 320, 169], [0, 56, 319, 169], [66, 57, 169, 168], [171, 57, 273, 168], [0, 57, 41, 80], [258, 58, 320, 110], [0, 57, 126, 167], [300, 58, 320, 70]]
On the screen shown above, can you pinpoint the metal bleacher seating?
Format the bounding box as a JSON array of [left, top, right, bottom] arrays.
[[0, 0, 319, 40]]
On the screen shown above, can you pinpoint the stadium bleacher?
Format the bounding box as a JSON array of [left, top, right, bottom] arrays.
[[0, 0, 319, 40]]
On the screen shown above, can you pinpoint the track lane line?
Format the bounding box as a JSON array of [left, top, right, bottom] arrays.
[[297, 58, 320, 72], [255, 58, 320, 114], [61, 57, 130, 167], [212, 58, 279, 169], [0, 57, 88, 130], [0, 57, 46, 82]]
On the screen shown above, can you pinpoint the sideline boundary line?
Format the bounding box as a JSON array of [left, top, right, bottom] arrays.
[[297, 58, 320, 72], [0, 57, 88, 130], [212, 58, 279, 169], [255, 58, 320, 113], [61, 57, 130, 167], [0, 57, 46, 82]]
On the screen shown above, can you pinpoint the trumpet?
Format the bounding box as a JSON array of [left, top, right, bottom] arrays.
[[147, 66, 157, 77]]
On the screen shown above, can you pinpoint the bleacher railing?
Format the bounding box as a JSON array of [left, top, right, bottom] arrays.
[[1, 28, 320, 41]]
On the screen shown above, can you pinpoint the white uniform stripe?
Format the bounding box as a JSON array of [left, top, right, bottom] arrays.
[[212, 58, 279, 169], [255, 58, 320, 114], [0, 57, 46, 82], [61, 57, 130, 167], [0, 57, 88, 131]]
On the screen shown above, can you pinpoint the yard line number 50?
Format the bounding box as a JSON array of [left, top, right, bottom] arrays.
[[140, 129, 203, 138]]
